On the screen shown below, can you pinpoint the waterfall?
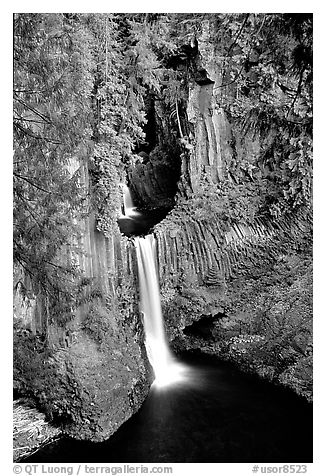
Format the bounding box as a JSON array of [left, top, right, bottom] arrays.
[[119, 184, 187, 387], [121, 184, 139, 218], [135, 235, 186, 389]]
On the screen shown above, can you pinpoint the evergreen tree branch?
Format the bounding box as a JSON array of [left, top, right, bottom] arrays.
[[14, 172, 51, 194], [14, 97, 52, 124], [14, 121, 61, 145], [287, 68, 304, 118]]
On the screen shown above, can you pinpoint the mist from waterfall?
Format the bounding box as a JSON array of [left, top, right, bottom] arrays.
[[135, 235, 187, 389]]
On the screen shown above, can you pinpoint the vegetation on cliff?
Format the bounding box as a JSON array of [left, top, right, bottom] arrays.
[[220, 14, 312, 218], [176, 13, 312, 228], [13, 13, 312, 450], [13, 398, 61, 462], [14, 13, 181, 311], [14, 13, 312, 310], [168, 247, 312, 401]]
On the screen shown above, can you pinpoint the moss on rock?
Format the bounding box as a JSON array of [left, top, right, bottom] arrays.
[[13, 298, 152, 442]]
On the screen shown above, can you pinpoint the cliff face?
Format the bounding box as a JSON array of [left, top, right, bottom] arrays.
[[13, 165, 152, 442], [151, 22, 312, 400], [154, 206, 312, 400], [127, 100, 182, 210], [185, 32, 232, 189], [13, 15, 313, 447]]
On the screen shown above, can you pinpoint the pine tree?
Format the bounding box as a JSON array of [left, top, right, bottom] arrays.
[[13, 13, 94, 321]]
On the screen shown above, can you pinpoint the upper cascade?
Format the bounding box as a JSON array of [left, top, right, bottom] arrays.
[[120, 184, 140, 218], [118, 184, 170, 237]]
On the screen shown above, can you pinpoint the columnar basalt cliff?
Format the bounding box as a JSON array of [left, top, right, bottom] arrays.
[[13, 13, 312, 451], [14, 167, 152, 442], [154, 206, 312, 400], [152, 17, 312, 400]]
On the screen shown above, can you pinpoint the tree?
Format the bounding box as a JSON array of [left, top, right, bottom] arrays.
[[14, 13, 313, 322], [88, 13, 176, 234], [216, 13, 313, 217], [13, 13, 94, 322]]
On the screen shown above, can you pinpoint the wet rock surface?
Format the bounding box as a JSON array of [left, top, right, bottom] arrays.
[[14, 322, 152, 443]]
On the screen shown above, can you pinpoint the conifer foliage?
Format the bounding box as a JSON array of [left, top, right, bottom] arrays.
[[14, 13, 94, 318], [13, 13, 312, 323], [216, 13, 313, 217]]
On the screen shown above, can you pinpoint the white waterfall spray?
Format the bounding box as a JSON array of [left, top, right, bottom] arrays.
[[135, 235, 186, 389], [121, 184, 139, 218]]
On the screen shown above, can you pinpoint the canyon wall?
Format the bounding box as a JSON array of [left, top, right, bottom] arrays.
[[13, 164, 152, 442], [152, 21, 312, 401], [13, 16, 313, 447]]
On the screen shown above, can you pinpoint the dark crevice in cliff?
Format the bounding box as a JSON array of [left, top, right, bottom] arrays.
[[183, 312, 226, 339], [134, 96, 157, 156], [122, 92, 184, 235], [128, 147, 181, 213]]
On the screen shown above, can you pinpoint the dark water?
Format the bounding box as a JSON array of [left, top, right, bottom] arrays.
[[117, 208, 170, 237], [24, 352, 312, 463]]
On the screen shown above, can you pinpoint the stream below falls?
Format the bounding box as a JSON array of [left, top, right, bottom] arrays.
[[23, 352, 312, 463]]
